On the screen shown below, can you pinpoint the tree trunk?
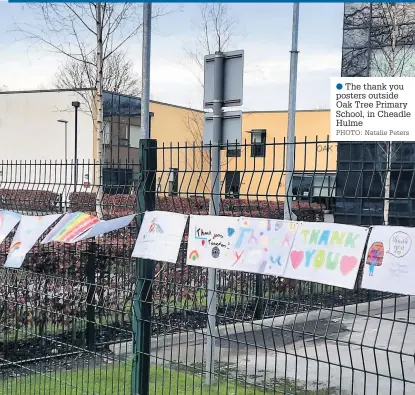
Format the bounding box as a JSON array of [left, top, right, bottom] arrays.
[[96, 2, 104, 219]]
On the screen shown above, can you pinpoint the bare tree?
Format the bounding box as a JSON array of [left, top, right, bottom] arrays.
[[363, 3, 415, 225], [185, 3, 237, 87], [54, 49, 140, 116], [15, 3, 163, 217], [183, 4, 240, 192]]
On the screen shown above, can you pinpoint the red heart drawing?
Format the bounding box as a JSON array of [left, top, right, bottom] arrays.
[[202, 240, 205, 246], [290, 250, 304, 269], [340, 256, 358, 276]]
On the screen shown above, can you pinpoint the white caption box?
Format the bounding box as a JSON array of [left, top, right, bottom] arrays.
[[330, 77, 415, 141]]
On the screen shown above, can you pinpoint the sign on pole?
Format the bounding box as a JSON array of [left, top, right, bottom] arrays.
[[202, 50, 244, 387]]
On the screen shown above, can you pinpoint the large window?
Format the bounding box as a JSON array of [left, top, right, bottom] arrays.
[[336, 4, 415, 225]]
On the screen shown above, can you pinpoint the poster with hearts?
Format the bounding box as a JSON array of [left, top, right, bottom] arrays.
[[283, 222, 369, 289], [231, 217, 299, 276], [361, 226, 415, 295], [186, 215, 239, 270]]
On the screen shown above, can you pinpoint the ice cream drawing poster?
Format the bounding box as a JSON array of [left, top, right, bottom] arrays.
[[132, 211, 188, 263], [186, 215, 239, 270], [0, 210, 21, 244], [361, 226, 415, 295], [283, 222, 369, 289], [4, 214, 62, 269], [231, 217, 298, 276], [41, 212, 100, 244]]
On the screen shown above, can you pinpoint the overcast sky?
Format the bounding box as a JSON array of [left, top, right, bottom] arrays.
[[0, 3, 344, 111]]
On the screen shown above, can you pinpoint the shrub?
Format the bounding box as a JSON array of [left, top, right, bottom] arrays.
[[0, 189, 60, 212]]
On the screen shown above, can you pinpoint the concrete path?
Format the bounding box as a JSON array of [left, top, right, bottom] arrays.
[[112, 296, 415, 394]]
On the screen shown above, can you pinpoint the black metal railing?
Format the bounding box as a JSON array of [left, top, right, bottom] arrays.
[[0, 138, 414, 395]]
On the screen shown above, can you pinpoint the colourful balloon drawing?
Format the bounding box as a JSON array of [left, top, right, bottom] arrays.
[[149, 218, 164, 234], [227, 227, 235, 237], [189, 250, 199, 261], [9, 241, 22, 254], [365, 242, 384, 277]]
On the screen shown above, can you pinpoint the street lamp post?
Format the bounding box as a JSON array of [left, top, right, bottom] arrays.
[[72, 101, 80, 192], [57, 119, 68, 211], [57, 119, 68, 161]]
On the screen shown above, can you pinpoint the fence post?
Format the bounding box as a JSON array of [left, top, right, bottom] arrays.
[[86, 239, 96, 351], [254, 275, 264, 319], [132, 139, 157, 395]]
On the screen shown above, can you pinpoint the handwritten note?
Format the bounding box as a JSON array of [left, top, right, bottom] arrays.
[[4, 214, 62, 269], [132, 211, 188, 263], [231, 217, 298, 276], [186, 215, 239, 270], [0, 210, 21, 244], [283, 222, 369, 289], [361, 226, 415, 295]]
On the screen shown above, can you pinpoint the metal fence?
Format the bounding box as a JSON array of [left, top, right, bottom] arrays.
[[0, 139, 414, 395]]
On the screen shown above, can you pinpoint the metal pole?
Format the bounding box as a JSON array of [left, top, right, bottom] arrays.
[[284, 3, 300, 221], [132, 139, 157, 395], [74, 106, 79, 192], [205, 51, 224, 385], [64, 122, 68, 163], [141, 3, 152, 140], [64, 122, 68, 211]]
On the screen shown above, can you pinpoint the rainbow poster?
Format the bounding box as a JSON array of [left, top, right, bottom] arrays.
[[132, 211, 188, 263], [4, 214, 62, 269], [0, 210, 21, 244], [72, 214, 136, 242], [41, 212, 100, 244]]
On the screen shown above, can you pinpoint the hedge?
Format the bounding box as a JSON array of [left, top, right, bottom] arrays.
[[0, 189, 60, 212], [69, 193, 325, 222], [0, 189, 325, 222]]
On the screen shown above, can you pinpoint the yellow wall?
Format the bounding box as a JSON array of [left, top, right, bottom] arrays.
[[149, 102, 335, 199], [237, 110, 336, 198], [150, 101, 207, 196]]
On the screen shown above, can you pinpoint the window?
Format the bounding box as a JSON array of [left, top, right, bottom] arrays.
[[225, 171, 240, 198], [226, 144, 241, 157], [168, 168, 178, 196], [292, 175, 313, 199], [103, 122, 111, 145], [103, 168, 133, 194], [118, 123, 128, 146], [251, 130, 266, 157], [129, 125, 141, 148]]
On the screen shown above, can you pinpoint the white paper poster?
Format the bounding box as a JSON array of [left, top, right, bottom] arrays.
[[72, 214, 136, 242], [0, 210, 21, 244], [361, 226, 415, 295], [132, 211, 188, 263], [4, 214, 62, 269], [41, 212, 100, 244], [283, 222, 369, 289], [231, 217, 299, 276], [186, 215, 239, 270]]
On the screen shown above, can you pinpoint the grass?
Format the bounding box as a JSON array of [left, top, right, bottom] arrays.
[[2, 360, 342, 395]]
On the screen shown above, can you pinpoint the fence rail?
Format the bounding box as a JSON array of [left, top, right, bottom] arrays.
[[0, 139, 414, 395]]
